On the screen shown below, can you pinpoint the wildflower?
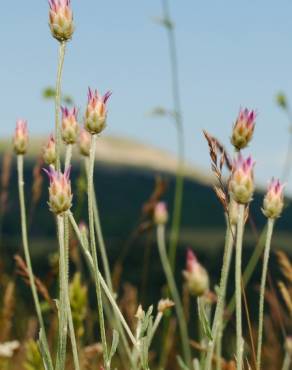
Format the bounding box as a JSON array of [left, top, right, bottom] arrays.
[[79, 128, 91, 157], [262, 178, 285, 219], [48, 0, 74, 42], [229, 154, 255, 204], [158, 298, 175, 313], [182, 249, 209, 296], [85, 88, 111, 135], [154, 202, 168, 225], [231, 108, 256, 150], [61, 106, 79, 144], [13, 120, 28, 155], [44, 166, 72, 214], [43, 135, 57, 166]]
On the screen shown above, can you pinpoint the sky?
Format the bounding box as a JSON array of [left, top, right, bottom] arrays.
[[1, 1, 292, 191]]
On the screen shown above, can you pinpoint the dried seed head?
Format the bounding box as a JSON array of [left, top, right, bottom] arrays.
[[158, 298, 175, 313]]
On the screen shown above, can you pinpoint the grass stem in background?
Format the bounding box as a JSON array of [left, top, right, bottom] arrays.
[[256, 218, 275, 370], [282, 348, 292, 370]]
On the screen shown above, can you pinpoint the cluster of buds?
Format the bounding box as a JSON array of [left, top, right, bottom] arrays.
[[44, 166, 72, 214], [229, 154, 255, 204], [61, 106, 79, 144], [262, 178, 285, 219], [183, 249, 209, 297], [231, 108, 256, 150], [43, 135, 57, 166], [85, 88, 112, 135], [48, 0, 74, 42], [79, 128, 91, 157], [13, 120, 29, 155], [154, 202, 168, 225]]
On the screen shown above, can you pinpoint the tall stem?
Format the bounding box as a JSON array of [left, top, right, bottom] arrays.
[[55, 41, 66, 171], [235, 204, 245, 370], [157, 224, 192, 367], [88, 134, 109, 369], [17, 155, 53, 370], [161, 0, 185, 271], [256, 218, 275, 370], [281, 350, 291, 370], [204, 221, 235, 370], [65, 144, 72, 171]]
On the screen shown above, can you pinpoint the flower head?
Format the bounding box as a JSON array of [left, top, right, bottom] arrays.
[[61, 106, 79, 144], [13, 120, 28, 155], [154, 202, 168, 225], [43, 135, 57, 166], [79, 128, 91, 157], [229, 154, 255, 204], [85, 88, 111, 134], [44, 166, 72, 214], [49, 0, 74, 42], [183, 249, 209, 296], [158, 298, 175, 314], [262, 178, 285, 219], [231, 108, 256, 150]]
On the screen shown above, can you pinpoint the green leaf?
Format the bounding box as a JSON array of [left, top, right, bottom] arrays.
[[197, 298, 213, 341], [108, 330, 119, 362]]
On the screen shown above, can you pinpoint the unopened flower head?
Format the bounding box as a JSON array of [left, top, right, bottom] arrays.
[[85, 88, 111, 134], [154, 202, 168, 225], [13, 120, 28, 155], [158, 298, 175, 313], [229, 154, 255, 204], [231, 108, 256, 150], [262, 178, 285, 219], [43, 135, 57, 166], [44, 166, 72, 214], [48, 0, 74, 42], [61, 106, 79, 144], [79, 128, 91, 156], [182, 249, 209, 296]]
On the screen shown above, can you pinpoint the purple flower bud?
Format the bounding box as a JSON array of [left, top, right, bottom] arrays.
[[183, 249, 209, 296], [79, 128, 91, 157], [154, 202, 168, 225], [231, 108, 256, 150], [262, 178, 285, 219], [43, 135, 57, 166], [13, 119, 29, 155], [49, 0, 74, 42], [61, 106, 79, 144]]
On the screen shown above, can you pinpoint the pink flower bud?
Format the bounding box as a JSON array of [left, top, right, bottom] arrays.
[[85, 88, 111, 135], [262, 178, 285, 219], [13, 120, 28, 155], [182, 249, 209, 296], [79, 128, 91, 157], [231, 108, 256, 150], [48, 0, 74, 42], [43, 135, 57, 166], [44, 166, 72, 214], [154, 202, 168, 225], [229, 154, 255, 204], [61, 106, 79, 144]]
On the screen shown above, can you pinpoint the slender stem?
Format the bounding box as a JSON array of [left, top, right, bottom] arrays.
[[161, 0, 185, 272], [55, 41, 66, 171], [65, 144, 72, 171], [66, 292, 80, 370], [204, 221, 235, 370], [149, 312, 163, 345], [56, 215, 68, 370], [88, 134, 109, 369], [235, 204, 245, 370], [157, 224, 192, 367], [17, 155, 53, 370], [281, 350, 291, 370], [256, 218, 275, 370], [68, 211, 138, 349]]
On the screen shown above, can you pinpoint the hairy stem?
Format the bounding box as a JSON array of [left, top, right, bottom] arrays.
[[157, 224, 192, 367], [17, 155, 53, 370], [65, 144, 72, 171], [256, 218, 275, 370]]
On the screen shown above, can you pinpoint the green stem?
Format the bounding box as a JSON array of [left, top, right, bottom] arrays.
[[256, 218, 275, 370], [204, 221, 235, 370], [88, 134, 109, 369], [17, 155, 54, 370], [55, 41, 66, 171], [235, 204, 245, 370], [281, 350, 291, 370], [65, 144, 72, 171], [149, 312, 163, 345], [157, 224, 192, 368]]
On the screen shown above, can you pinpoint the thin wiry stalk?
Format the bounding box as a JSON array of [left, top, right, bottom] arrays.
[[17, 155, 54, 370], [161, 0, 185, 271], [235, 204, 245, 370], [88, 134, 109, 369], [65, 143, 72, 170], [156, 224, 192, 367], [55, 41, 66, 171], [256, 218, 275, 370], [281, 350, 291, 370], [204, 221, 235, 370]]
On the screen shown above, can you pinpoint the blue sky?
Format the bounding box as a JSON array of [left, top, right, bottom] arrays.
[[1, 1, 292, 191]]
